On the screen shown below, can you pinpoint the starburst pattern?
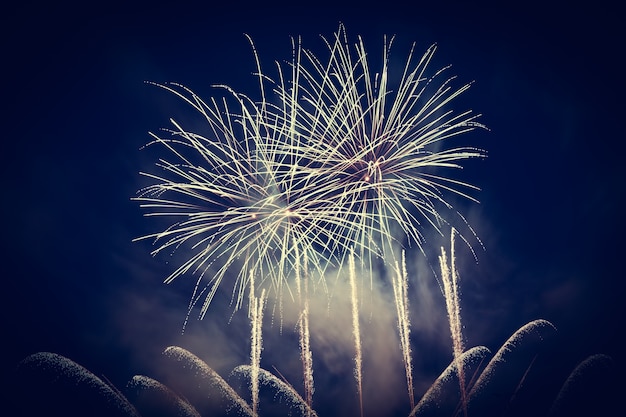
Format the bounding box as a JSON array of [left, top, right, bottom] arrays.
[[134, 24, 484, 321], [134, 82, 339, 321], [273, 25, 486, 265]]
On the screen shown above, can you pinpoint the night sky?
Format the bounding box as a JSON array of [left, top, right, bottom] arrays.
[[2, 1, 624, 416]]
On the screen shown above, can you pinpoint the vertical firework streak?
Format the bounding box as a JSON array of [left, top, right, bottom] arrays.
[[163, 346, 254, 417], [348, 250, 364, 417], [469, 319, 557, 400], [298, 261, 314, 415], [231, 366, 318, 417], [291, 235, 314, 415], [298, 306, 313, 415], [409, 346, 490, 417], [438, 229, 467, 416], [249, 273, 265, 416], [392, 250, 415, 409], [133, 49, 344, 327]]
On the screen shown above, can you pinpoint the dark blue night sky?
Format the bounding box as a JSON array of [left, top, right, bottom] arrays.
[[2, 1, 624, 416]]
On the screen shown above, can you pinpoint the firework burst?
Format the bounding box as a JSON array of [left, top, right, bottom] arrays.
[[135, 24, 485, 323], [273, 25, 486, 268], [134, 81, 339, 323]]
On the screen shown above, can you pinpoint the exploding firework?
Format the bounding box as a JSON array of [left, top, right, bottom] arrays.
[[134, 24, 485, 323], [272, 25, 486, 269], [133, 81, 340, 323]]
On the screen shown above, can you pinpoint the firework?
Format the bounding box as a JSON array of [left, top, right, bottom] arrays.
[[135, 24, 484, 323], [348, 250, 364, 417], [439, 228, 467, 416], [134, 81, 339, 323], [272, 24, 485, 269], [163, 346, 254, 417], [249, 273, 266, 416], [392, 250, 414, 409]]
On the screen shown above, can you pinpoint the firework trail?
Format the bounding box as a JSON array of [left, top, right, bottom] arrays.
[[438, 228, 467, 416], [298, 273, 314, 415], [392, 250, 414, 409], [16, 352, 141, 417], [127, 375, 201, 417], [469, 319, 557, 400], [409, 346, 490, 417], [348, 250, 364, 417], [549, 354, 615, 417], [162, 346, 254, 417], [232, 365, 319, 417], [249, 273, 266, 416]]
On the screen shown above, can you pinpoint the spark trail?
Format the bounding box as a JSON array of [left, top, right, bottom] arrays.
[[349, 250, 364, 417], [249, 273, 266, 416], [439, 228, 467, 416], [298, 279, 314, 415], [392, 250, 414, 409]]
